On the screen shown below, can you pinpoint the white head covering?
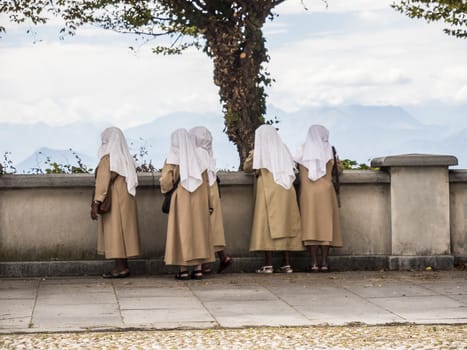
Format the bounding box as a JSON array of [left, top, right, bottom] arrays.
[[166, 128, 208, 192], [189, 126, 217, 186], [252, 124, 296, 190], [295, 124, 333, 181], [97, 127, 138, 196]]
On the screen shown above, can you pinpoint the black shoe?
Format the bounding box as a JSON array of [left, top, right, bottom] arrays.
[[191, 270, 203, 280], [175, 271, 190, 280], [102, 269, 130, 278]]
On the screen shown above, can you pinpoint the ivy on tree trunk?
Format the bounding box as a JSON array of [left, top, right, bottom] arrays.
[[203, 2, 274, 168]]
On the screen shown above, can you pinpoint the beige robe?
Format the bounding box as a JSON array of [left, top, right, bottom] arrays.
[[209, 181, 226, 252], [94, 155, 141, 259], [244, 153, 304, 252], [298, 161, 343, 247], [160, 163, 215, 266]]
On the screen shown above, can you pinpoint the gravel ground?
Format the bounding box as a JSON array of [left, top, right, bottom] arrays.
[[1, 325, 466, 350]]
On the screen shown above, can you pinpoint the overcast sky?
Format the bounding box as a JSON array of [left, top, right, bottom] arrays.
[[0, 0, 466, 129]]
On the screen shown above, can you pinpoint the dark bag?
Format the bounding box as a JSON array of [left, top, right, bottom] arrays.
[[92, 173, 117, 215], [216, 175, 221, 198], [97, 187, 112, 214], [162, 177, 180, 214], [331, 146, 341, 208]]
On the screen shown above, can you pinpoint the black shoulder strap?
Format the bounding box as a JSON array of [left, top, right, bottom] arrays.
[[172, 176, 180, 192], [332, 146, 341, 208], [216, 175, 221, 198]]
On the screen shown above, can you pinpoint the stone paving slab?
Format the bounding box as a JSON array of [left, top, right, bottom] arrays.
[[0, 299, 35, 330], [119, 295, 205, 310], [121, 308, 215, 327], [370, 295, 467, 324], [279, 287, 405, 325], [342, 280, 438, 298], [0, 271, 465, 333], [32, 303, 121, 329], [205, 299, 313, 328]]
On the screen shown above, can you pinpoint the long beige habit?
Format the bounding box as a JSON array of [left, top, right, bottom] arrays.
[[188, 126, 226, 253], [94, 155, 141, 258], [160, 163, 215, 266], [244, 153, 303, 252], [298, 160, 343, 247], [209, 181, 226, 251]]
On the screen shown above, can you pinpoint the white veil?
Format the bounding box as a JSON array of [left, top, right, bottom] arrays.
[[295, 124, 333, 181], [166, 128, 208, 192], [252, 124, 296, 190], [97, 127, 138, 196]]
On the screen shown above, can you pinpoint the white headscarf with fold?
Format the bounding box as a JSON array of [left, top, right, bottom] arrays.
[[252, 124, 295, 190], [166, 128, 208, 192], [97, 127, 138, 196], [189, 126, 217, 186], [295, 124, 333, 181]]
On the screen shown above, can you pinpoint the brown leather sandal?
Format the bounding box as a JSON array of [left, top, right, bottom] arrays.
[[218, 256, 233, 273]]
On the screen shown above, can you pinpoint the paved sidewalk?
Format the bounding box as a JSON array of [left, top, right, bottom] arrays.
[[0, 270, 466, 334]]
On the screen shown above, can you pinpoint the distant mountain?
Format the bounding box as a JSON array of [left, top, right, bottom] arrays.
[[0, 121, 107, 169], [270, 105, 455, 166], [405, 102, 467, 132], [124, 112, 239, 170], [436, 127, 467, 159], [16, 147, 96, 174], [2, 104, 466, 173]]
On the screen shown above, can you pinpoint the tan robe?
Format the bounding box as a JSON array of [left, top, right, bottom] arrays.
[[244, 153, 304, 252], [209, 181, 226, 252], [298, 161, 343, 247], [94, 155, 141, 259], [160, 163, 215, 266]]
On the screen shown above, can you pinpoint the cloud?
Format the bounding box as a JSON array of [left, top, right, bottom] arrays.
[[0, 39, 220, 127], [1, 1, 466, 128], [265, 8, 467, 112], [454, 86, 467, 103], [306, 66, 411, 86], [276, 0, 390, 15], [264, 22, 289, 36]]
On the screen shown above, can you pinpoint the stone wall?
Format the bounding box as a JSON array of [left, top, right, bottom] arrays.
[[1, 154, 465, 275]]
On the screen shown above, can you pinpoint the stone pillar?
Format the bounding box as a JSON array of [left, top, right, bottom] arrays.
[[371, 154, 457, 270]]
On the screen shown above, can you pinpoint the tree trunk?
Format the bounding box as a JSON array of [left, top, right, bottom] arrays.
[[204, 5, 271, 170]]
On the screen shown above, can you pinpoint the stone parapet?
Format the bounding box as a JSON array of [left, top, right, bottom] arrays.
[[371, 153, 458, 168], [1, 153, 466, 274]]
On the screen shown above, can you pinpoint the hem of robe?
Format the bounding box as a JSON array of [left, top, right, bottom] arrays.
[[249, 248, 305, 252], [97, 250, 141, 259], [164, 258, 215, 266], [249, 238, 305, 252], [270, 232, 298, 239], [303, 239, 343, 247]]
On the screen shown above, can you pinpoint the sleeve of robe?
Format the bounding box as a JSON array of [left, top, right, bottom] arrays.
[[94, 155, 111, 202], [160, 161, 180, 194], [243, 150, 254, 173]]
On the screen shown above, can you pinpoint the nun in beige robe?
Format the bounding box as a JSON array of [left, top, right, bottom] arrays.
[[91, 127, 141, 278], [244, 125, 304, 274], [295, 124, 343, 272], [160, 128, 215, 280], [189, 126, 233, 274]]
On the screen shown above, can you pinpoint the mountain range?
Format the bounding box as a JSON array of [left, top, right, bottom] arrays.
[[1, 104, 466, 173]]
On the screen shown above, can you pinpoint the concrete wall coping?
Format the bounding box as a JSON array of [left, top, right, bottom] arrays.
[[449, 169, 467, 183], [0, 170, 389, 189], [371, 154, 458, 168]]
